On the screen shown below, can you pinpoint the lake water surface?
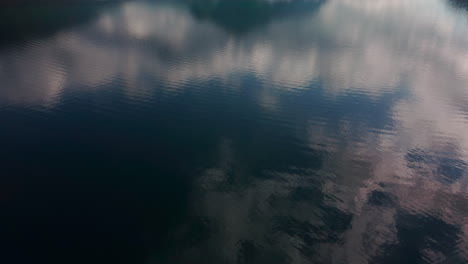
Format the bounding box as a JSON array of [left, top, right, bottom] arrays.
[[1, 0, 468, 263]]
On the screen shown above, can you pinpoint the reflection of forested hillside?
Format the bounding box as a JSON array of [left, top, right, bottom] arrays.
[[0, 2, 116, 46], [0, 0, 325, 47], [189, 0, 324, 34]]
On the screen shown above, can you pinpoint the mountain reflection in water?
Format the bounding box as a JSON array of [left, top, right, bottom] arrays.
[[0, 0, 468, 264]]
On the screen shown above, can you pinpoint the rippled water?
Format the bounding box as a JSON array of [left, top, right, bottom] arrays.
[[1, 0, 468, 263]]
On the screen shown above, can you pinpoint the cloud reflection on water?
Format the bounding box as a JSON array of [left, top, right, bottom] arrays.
[[0, 0, 468, 263]]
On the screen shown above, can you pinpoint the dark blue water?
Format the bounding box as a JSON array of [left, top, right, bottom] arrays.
[[1, 0, 468, 263]]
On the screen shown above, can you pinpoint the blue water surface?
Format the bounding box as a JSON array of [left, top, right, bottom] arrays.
[[1, 0, 468, 263]]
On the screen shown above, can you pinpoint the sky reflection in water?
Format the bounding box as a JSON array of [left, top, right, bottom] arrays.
[[1, 0, 468, 263]]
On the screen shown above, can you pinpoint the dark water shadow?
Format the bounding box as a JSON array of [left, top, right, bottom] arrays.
[[447, 0, 468, 10], [0, 1, 120, 47], [189, 0, 325, 34]]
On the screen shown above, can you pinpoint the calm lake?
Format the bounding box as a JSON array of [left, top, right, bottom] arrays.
[[1, 0, 468, 263]]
